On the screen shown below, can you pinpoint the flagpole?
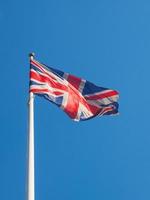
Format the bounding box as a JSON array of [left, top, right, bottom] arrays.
[[27, 53, 35, 200]]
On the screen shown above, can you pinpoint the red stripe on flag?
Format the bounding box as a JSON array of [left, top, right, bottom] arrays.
[[63, 87, 79, 119], [87, 103, 102, 115], [67, 75, 81, 90], [85, 90, 119, 100], [30, 70, 52, 83], [30, 88, 63, 96]]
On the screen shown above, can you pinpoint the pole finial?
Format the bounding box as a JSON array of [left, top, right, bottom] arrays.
[[29, 52, 35, 60]]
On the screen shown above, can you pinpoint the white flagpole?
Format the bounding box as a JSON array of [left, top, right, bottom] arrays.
[[27, 53, 35, 200]]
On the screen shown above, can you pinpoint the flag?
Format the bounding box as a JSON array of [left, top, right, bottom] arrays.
[[29, 59, 119, 121]]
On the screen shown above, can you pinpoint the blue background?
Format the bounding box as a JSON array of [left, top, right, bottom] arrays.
[[1, 0, 150, 200]]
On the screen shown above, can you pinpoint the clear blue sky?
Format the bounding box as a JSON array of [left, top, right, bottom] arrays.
[[1, 0, 150, 200]]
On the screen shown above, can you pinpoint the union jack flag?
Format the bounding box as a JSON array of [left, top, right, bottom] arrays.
[[30, 59, 119, 121]]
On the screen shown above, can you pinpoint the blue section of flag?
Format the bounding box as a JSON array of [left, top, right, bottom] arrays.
[[82, 81, 108, 95]]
